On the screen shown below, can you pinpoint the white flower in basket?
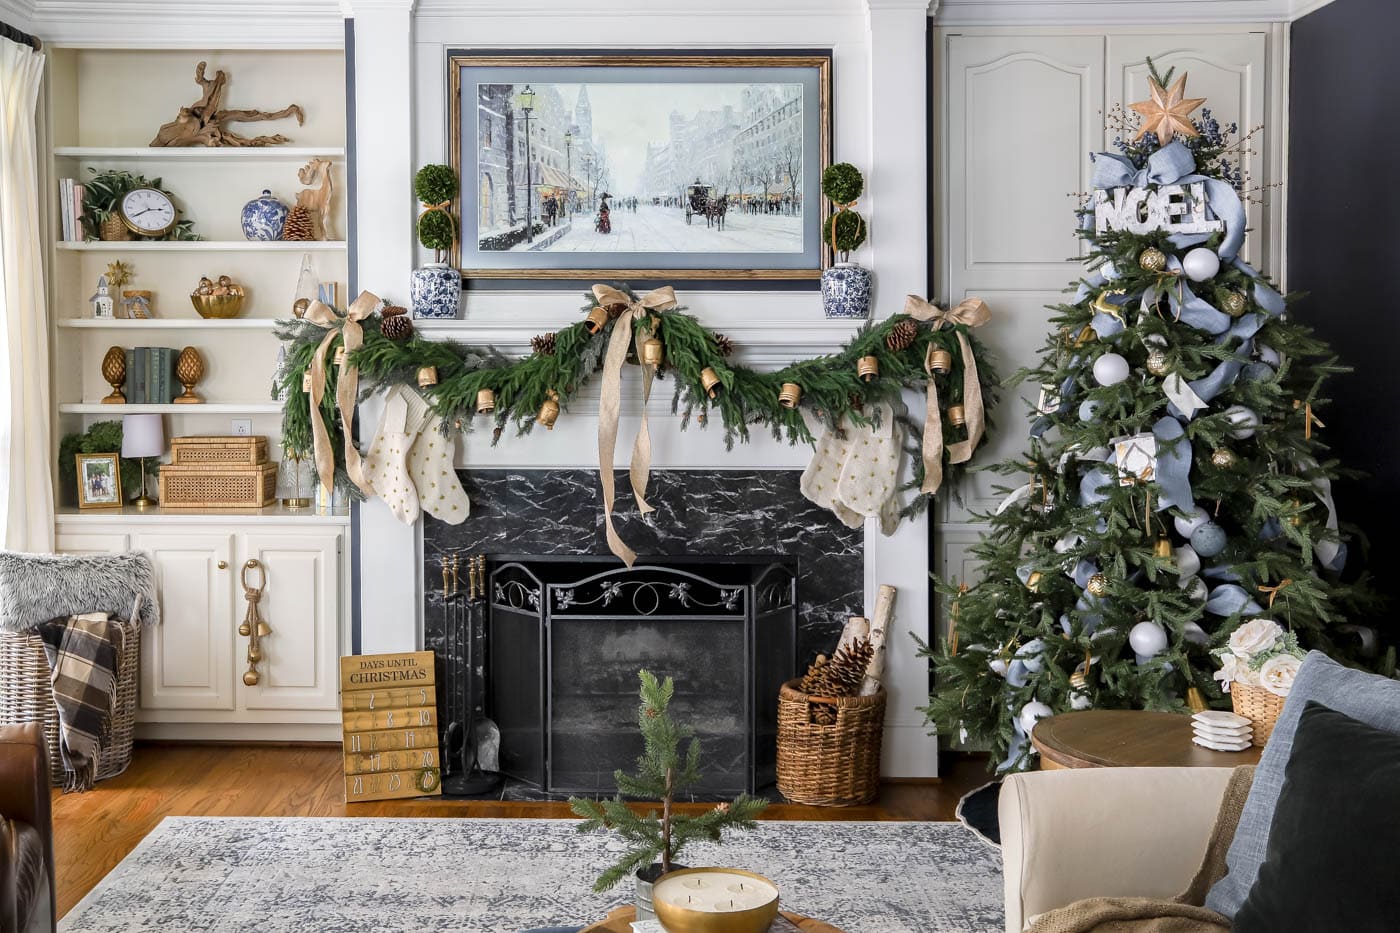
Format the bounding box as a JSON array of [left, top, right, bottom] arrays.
[[1213, 618, 1305, 694], [1259, 654, 1303, 697], [1228, 618, 1282, 660], [1213, 653, 1257, 692]]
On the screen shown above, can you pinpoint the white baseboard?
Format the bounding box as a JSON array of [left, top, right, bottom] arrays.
[[135, 722, 342, 743]]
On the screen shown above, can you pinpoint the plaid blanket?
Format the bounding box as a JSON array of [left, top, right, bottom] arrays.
[[37, 611, 126, 792]]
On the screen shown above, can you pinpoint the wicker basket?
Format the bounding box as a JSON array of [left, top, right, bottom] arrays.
[[158, 462, 277, 509], [99, 214, 134, 241], [776, 678, 886, 807], [0, 622, 140, 786], [170, 435, 269, 466], [1231, 682, 1286, 746]]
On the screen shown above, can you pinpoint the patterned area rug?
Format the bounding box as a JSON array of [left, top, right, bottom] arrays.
[[60, 817, 1003, 933]]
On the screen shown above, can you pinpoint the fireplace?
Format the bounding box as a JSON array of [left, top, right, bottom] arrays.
[[486, 558, 796, 794]]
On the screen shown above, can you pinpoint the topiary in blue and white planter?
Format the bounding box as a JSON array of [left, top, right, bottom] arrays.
[[821, 262, 872, 319], [240, 189, 288, 241], [411, 262, 461, 319]]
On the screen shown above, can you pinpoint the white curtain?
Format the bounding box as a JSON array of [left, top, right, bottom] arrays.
[[0, 37, 53, 551]]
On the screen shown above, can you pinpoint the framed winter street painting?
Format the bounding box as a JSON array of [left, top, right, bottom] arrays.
[[449, 50, 832, 284]]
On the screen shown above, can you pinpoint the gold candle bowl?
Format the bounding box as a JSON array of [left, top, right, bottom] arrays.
[[652, 868, 779, 933], [190, 294, 246, 319]]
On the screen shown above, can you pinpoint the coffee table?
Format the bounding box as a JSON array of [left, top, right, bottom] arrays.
[[581, 906, 844, 932], [1031, 709, 1263, 769]]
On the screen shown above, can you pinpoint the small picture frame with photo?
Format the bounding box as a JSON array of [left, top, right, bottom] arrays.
[[76, 453, 123, 509]]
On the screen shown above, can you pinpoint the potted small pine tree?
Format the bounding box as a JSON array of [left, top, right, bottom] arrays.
[[410, 164, 461, 319], [819, 162, 871, 319], [570, 670, 768, 921]]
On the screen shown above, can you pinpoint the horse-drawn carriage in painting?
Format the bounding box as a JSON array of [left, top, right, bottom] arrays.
[[684, 181, 728, 230]]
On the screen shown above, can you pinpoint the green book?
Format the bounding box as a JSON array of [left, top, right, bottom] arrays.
[[123, 349, 135, 402], [133, 348, 148, 404]]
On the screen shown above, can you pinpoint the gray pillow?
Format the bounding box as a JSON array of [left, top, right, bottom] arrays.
[[1206, 651, 1400, 917]]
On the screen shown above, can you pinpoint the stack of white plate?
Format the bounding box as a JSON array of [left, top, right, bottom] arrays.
[[1192, 710, 1254, 751]]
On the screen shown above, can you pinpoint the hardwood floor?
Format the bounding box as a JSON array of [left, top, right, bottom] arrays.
[[51, 742, 992, 918]]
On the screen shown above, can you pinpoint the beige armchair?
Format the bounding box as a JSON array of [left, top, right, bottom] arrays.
[[998, 766, 1234, 933]]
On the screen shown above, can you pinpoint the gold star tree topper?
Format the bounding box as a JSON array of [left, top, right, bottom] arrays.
[[105, 260, 133, 290], [1129, 72, 1207, 143]]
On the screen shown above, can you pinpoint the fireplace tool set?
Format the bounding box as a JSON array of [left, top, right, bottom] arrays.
[[439, 552, 504, 797]]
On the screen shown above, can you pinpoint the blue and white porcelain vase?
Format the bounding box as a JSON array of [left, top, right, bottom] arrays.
[[821, 261, 873, 319], [411, 262, 461, 319], [240, 189, 288, 241]]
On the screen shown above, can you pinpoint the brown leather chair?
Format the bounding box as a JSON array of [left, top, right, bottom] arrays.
[[0, 724, 55, 933]]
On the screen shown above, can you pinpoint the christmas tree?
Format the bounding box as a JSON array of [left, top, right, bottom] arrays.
[[923, 63, 1383, 772]]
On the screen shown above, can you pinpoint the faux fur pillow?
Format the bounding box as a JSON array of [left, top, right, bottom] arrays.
[[0, 550, 159, 631]]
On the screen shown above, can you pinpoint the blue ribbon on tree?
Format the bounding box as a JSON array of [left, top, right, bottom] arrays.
[[1152, 416, 1194, 511], [1205, 583, 1264, 617]]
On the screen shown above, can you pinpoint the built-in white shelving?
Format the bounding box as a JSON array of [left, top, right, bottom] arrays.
[[59, 402, 283, 415], [55, 504, 350, 526], [59, 318, 280, 330], [54, 146, 345, 162], [57, 240, 346, 252]]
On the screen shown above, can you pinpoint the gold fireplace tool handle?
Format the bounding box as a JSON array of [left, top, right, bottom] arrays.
[[239, 558, 271, 686]]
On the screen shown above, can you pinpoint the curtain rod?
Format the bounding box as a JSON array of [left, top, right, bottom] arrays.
[[0, 18, 42, 51]]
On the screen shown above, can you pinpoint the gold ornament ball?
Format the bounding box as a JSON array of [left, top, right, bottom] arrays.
[[927, 347, 954, 375], [1222, 290, 1248, 317], [1086, 573, 1110, 597], [778, 382, 802, 409], [1025, 571, 1044, 593], [1210, 447, 1238, 469], [1145, 347, 1170, 376], [1138, 247, 1168, 272]]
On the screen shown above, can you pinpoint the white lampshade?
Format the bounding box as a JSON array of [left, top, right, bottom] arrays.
[[120, 414, 165, 458]]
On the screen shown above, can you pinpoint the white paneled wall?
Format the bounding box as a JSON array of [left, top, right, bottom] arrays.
[[931, 24, 1285, 653]]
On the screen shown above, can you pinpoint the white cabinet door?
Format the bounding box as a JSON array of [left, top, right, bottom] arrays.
[[55, 532, 129, 554], [134, 532, 236, 711], [236, 531, 342, 712]]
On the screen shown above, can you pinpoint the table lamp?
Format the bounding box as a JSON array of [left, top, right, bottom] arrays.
[[120, 414, 164, 510]]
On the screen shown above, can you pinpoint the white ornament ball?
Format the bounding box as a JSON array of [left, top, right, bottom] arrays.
[[1070, 691, 1094, 711], [1174, 507, 1210, 538], [1179, 575, 1211, 603], [1258, 344, 1282, 367], [989, 658, 1009, 677], [1018, 700, 1055, 735], [1226, 405, 1259, 440], [1174, 545, 1201, 578], [1079, 400, 1102, 422], [1183, 621, 1210, 646], [1182, 247, 1222, 283], [1093, 352, 1130, 386], [1190, 521, 1228, 558], [1129, 620, 1169, 658], [1101, 260, 1119, 280]]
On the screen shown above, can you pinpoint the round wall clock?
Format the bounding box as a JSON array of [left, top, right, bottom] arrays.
[[119, 188, 178, 238]]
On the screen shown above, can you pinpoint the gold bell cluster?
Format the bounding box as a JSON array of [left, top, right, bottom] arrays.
[[537, 389, 561, 429], [700, 366, 722, 399], [239, 559, 271, 687], [778, 382, 802, 409]]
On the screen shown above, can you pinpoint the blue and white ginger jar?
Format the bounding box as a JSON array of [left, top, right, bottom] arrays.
[[241, 189, 289, 241], [411, 262, 461, 319], [821, 262, 873, 319]]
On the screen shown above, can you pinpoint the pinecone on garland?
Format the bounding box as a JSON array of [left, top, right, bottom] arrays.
[[885, 318, 919, 353], [714, 333, 735, 357], [282, 205, 316, 241], [383, 304, 408, 317], [531, 332, 557, 356], [381, 314, 414, 342]]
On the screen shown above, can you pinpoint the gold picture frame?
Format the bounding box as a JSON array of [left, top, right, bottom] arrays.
[[76, 453, 123, 509], [449, 51, 833, 283]]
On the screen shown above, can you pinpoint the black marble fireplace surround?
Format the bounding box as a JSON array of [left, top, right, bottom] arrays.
[[422, 468, 864, 794]]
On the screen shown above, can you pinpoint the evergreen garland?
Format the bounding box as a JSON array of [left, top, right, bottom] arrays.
[[275, 286, 1000, 515]]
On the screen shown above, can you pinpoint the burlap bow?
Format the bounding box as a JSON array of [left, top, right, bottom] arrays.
[[904, 295, 992, 495], [592, 283, 679, 565], [305, 291, 379, 497]]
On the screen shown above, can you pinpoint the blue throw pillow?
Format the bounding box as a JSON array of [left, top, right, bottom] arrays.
[[1205, 651, 1400, 917]]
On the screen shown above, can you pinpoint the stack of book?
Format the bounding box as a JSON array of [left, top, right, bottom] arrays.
[[58, 178, 86, 241], [122, 347, 179, 404]]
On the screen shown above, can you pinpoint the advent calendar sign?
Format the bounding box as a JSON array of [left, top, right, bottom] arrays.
[[340, 651, 442, 802]]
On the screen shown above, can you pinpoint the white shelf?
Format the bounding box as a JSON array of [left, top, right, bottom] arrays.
[[59, 402, 283, 414], [54, 146, 346, 163], [56, 504, 350, 526], [56, 240, 346, 252], [59, 318, 280, 330]]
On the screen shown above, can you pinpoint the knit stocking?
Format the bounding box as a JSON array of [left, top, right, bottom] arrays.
[[364, 385, 428, 525], [836, 403, 902, 524], [800, 417, 864, 529], [405, 402, 470, 526]]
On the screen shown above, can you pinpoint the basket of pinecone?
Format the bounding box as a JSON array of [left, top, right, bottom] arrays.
[[776, 636, 886, 807]]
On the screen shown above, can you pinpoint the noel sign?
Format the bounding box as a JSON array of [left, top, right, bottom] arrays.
[[1093, 182, 1223, 237]]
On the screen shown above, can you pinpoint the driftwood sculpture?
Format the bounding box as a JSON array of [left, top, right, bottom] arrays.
[[295, 158, 335, 240], [150, 61, 304, 147]]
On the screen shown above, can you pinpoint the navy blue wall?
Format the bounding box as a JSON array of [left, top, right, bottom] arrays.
[[1289, 0, 1400, 609]]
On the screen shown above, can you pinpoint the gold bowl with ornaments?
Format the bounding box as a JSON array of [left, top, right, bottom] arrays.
[[190, 275, 246, 319], [651, 868, 779, 933]]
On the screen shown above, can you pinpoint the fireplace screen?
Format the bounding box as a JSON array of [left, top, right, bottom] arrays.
[[487, 558, 797, 795]]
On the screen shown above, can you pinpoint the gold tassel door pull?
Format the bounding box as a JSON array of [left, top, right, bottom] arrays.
[[240, 559, 271, 686]]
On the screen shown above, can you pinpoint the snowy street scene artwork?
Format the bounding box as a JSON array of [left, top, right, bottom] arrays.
[[453, 55, 828, 279]]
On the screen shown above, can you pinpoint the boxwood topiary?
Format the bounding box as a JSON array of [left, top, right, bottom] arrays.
[[414, 164, 459, 206], [414, 164, 459, 260], [820, 163, 868, 260], [821, 162, 864, 205]]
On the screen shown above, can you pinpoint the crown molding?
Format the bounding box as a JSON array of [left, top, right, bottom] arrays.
[[415, 0, 863, 15], [0, 0, 35, 31], [27, 1, 345, 48], [930, 0, 1332, 26]]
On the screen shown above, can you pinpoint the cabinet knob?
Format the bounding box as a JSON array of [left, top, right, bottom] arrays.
[[217, 560, 228, 570]]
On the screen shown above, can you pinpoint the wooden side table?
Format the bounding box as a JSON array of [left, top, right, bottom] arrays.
[[1031, 710, 1263, 770], [581, 906, 844, 933]]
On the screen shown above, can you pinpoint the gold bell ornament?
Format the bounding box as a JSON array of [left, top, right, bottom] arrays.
[[700, 367, 723, 399], [333, 345, 347, 367], [1086, 573, 1110, 597], [1222, 290, 1248, 317], [584, 306, 609, 335], [1288, 497, 1304, 527], [1154, 536, 1174, 559], [947, 404, 967, 428], [641, 336, 664, 368], [1211, 447, 1238, 469], [476, 388, 496, 414], [1187, 687, 1209, 714], [302, 370, 314, 393], [778, 382, 802, 409], [927, 347, 954, 375], [1138, 247, 1168, 272], [537, 390, 560, 429], [1145, 348, 1170, 376], [417, 365, 438, 388], [857, 355, 880, 382]]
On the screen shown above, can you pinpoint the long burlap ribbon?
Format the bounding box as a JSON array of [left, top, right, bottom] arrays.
[[904, 295, 992, 494], [305, 291, 378, 496], [592, 283, 679, 565]]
